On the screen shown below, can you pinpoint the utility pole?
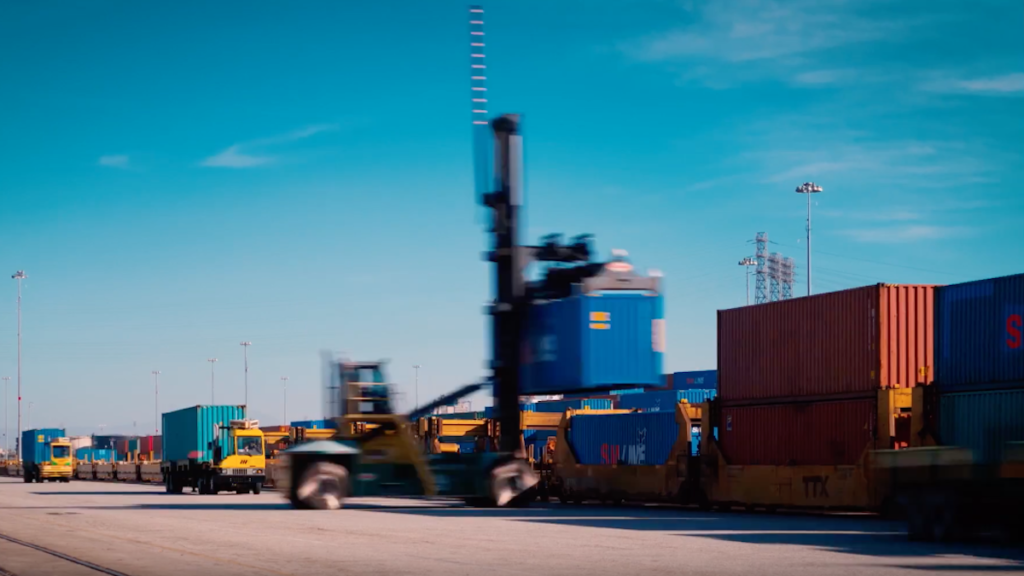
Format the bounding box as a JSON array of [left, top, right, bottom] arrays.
[[280, 377, 289, 425], [240, 342, 252, 408], [12, 271, 26, 462], [2, 376, 9, 459], [152, 371, 160, 434], [795, 182, 823, 296], [27, 401, 33, 431], [754, 234, 769, 305], [412, 365, 420, 410], [738, 258, 756, 305], [207, 358, 218, 404]]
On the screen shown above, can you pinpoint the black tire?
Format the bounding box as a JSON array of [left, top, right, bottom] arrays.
[[905, 495, 932, 542], [487, 459, 538, 508], [23, 473, 31, 483], [235, 488, 247, 495], [291, 462, 348, 510], [252, 483, 262, 495]]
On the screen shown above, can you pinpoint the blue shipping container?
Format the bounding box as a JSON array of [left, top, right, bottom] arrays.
[[616, 390, 716, 412], [611, 388, 647, 395], [524, 292, 664, 394], [534, 399, 613, 413], [289, 419, 338, 430], [569, 411, 679, 465], [75, 448, 117, 462], [939, 386, 1024, 464], [524, 429, 557, 461], [936, 273, 1024, 391], [21, 428, 66, 465], [92, 435, 128, 451], [672, 370, 717, 390], [162, 405, 247, 463]]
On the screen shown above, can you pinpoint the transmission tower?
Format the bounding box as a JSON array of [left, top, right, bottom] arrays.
[[781, 256, 795, 300], [754, 232, 769, 304], [767, 253, 782, 302]]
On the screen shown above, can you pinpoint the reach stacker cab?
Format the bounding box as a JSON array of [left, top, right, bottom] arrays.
[[161, 405, 267, 495], [278, 358, 537, 510]]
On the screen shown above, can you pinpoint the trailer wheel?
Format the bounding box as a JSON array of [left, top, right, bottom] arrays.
[[292, 462, 348, 510]]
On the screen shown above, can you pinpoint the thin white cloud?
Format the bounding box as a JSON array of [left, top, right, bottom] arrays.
[[840, 225, 971, 243], [200, 145, 272, 168], [200, 123, 339, 169], [98, 155, 130, 169], [924, 73, 1024, 96]]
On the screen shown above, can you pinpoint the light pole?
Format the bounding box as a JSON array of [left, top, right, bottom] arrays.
[[738, 257, 757, 305], [208, 358, 218, 404], [2, 376, 9, 459], [27, 401, 33, 431], [240, 342, 252, 409], [795, 182, 823, 296], [12, 270, 26, 462], [412, 365, 421, 411], [152, 371, 160, 434], [280, 377, 289, 425]]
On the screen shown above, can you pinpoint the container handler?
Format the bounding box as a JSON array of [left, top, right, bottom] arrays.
[[279, 359, 538, 510], [21, 430, 73, 483], [161, 405, 267, 495]]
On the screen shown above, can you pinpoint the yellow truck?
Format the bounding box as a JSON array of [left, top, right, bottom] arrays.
[[21, 429, 73, 483], [162, 406, 266, 494]]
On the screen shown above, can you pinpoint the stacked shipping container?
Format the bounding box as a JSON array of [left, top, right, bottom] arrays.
[[934, 273, 1024, 464], [717, 284, 935, 466]]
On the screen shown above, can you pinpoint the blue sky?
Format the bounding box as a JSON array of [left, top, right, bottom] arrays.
[[0, 0, 1021, 437]]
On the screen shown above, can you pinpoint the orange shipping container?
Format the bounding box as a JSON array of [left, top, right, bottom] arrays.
[[718, 284, 935, 403]]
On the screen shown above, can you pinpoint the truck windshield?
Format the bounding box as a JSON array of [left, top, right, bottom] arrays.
[[52, 446, 70, 459], [236, 437, 263, 456]]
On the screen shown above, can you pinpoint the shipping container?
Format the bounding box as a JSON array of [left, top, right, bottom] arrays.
[[935, 273, 1024, 391], [162, 405, 247, 463], [524, 291, 664, 394], [153, 436, 162, 459], [611, 388, 647, 395], [74, 447, 116, 462], [938, 386, 1024, 464], [718, 284, 935, 403], [616, 390, 716, 412], [672, 370, 717, 390], [289, 419, 338, 430], [719, 398, 877, 466], [568, 411, 680, 465], [128, 438, 140, 454], [534, 398, 614, 413], [70, 436, 92, 452], [524, 430, 557, 461], [92, 435, 128, 451], [21, 429, 66, 464]]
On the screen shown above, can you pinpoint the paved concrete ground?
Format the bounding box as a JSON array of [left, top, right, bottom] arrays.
[[1, 477, 1021, 576]]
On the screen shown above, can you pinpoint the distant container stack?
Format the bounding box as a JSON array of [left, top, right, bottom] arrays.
[[717, 284, 936, 466], [290, 419, 338, 430], [533, 398, 613, 413], [934, 273, 1024, 464], [616, 390, 716, 412]]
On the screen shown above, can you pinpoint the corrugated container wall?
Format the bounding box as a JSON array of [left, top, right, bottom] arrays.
[[719, 399, 876, 466], [568, 411, 680, 465], [935, 273, 1024, 391], [718, 284, 935, 403], [70, 436, 92, 452], [162, 405, 247, 463], [534, 399, 613, 413], [616, 390, 716, 412], [939, 387, 1024, 464], [21, 428, 66, 465], [672, 370, 718, 390], [523, 292, 663, 395]]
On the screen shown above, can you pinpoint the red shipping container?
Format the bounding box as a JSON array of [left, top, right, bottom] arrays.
[[719, 398, 877, 466], [152, 435, 162, 456], [718, 284, 935, 403]]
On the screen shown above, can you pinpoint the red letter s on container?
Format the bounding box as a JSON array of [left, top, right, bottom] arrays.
[[1007, 314, 1022, 349]]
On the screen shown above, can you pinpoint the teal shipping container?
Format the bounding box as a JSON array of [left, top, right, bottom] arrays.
[[939, 387, 1024, 464], [21, 428, 66, 465], [534, 398, 613, 413], [161, 405, 247, 463], [289, 419, 338, 430]]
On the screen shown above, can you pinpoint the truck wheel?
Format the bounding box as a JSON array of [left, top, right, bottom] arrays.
[[252, 483, 262, 495], [488, 459, 538, 508], [292, 462, 348, 510]]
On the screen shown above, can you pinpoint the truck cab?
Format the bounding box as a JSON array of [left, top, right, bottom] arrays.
[[206, 420, 266, 493], [162, 406, 267, 495]]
